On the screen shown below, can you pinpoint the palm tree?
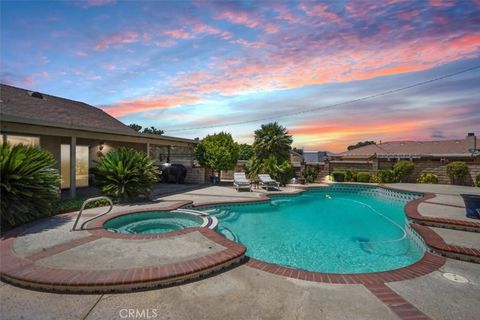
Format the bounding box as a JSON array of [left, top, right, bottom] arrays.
[[253, 122, 293, 162]]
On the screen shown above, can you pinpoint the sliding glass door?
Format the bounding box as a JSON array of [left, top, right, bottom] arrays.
[[60, 145, 89, 189]]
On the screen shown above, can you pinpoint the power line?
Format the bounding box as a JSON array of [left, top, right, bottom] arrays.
[[163, 64, 480, 133]]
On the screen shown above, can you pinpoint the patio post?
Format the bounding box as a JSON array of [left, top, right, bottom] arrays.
[[70, 136, 76, 198]]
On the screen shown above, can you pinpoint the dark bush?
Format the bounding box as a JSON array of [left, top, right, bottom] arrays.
[[416, 173, 438, 184], [1, 144, 60, 229], [344, 169, 357, 182], [331, 171, 345, 182], [475, 174, 480, 187], [370, 174, 381, 183], [377, 169, 397, 183], [356, 172, 371, 183], [54, 197, 111, 214], [393, 160, 414, 182], [446, 161, 469, 185], [94, 147, 160, 202], [302, 165, 320, 183]]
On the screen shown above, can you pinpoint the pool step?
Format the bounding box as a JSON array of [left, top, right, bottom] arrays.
[[411, 223, 480, 264]]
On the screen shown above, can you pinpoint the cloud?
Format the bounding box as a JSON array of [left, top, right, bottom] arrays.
[[84, 0, 116, 7], [94, 31, 140, 50]]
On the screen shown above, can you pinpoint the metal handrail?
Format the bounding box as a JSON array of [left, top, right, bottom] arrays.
[[71, 196, 113, 231]]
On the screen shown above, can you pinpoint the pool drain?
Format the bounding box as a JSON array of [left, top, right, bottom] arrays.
[[442, 272, 468, 283]]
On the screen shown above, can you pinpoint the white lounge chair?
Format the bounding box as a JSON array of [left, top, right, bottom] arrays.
[[233, 172, 252, 191], [258, 174, 280, 191]]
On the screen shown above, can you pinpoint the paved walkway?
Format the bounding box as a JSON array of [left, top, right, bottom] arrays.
[[1, 183, 479, 319]]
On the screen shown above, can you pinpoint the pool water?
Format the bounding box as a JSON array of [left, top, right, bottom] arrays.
[[104, 211, 203, 235], [202, 187, 425, 274]]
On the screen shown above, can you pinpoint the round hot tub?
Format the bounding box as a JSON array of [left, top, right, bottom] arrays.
[[104, 210, 217, 235]]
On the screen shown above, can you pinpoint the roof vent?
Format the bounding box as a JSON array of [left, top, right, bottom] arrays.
[[30, 91, 44, 99]]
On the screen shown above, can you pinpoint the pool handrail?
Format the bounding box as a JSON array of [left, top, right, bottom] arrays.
[[71, 196, 113, 231]]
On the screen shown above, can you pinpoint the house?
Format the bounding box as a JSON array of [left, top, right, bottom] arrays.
[[303, 151, 333, 164], [330, 133, 480, 185], [0, 84, 205, 197]]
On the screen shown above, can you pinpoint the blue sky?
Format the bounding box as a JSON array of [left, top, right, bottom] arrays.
[[1, 0, 479, 151]]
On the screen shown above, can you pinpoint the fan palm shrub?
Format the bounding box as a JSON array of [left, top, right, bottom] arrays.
[[1, 144, 60, 229], [94, 147, 160, 202], [253, 122, 292, 162]]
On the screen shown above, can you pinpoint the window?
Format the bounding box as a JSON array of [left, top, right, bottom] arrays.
[[60, 144, 89, 189], [1, 134, 39, 147]]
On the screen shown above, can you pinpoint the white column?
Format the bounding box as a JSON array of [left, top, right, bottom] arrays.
[[70, 136, 76, 198]]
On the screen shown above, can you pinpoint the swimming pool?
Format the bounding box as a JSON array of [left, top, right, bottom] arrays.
[[201, 185, 426, 274], [104, 210, 215, 235]]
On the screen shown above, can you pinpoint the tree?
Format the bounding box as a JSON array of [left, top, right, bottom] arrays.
[[253, 122, 292, 162], [238, 144, 254, 160], [347, 141, 376, 151], [129, 123, 143, 132], [128, 123, 164, 135], [142, 126, 164, 135], [246, 122, 294, 185], [194, 132, 239, 177], [393, 160, 414, 182]]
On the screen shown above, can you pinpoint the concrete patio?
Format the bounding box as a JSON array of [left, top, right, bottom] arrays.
[[1, 183, 479, 320]]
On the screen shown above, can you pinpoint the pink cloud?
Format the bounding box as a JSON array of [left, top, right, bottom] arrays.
[[163, 28, 193, 39], [429, 0, 456, 8], [299, 2, 343, 24], [103, 94, 201, 117], [84, 0, 116, 7], [215, 10, 278, 34], [94, 31, 139, 50]]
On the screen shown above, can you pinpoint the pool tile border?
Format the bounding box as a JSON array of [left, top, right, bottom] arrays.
[[245, 250, 445, 285]]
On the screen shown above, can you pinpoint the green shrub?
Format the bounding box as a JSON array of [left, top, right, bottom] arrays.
[[54, 197, 111, 214], [356, 172, 371, 183], [393, 160, 414, 182], [261, 156, 294, 186], [370, 174, 381, 183], [94, 147, 160, 202], [302, 165, 320, 183], [1, 144, 60, 229], [446, 161, 469, 185], [344, 169, 357, 182], [475, 174, 480, 187], [331, 171, 345, 182], [377, 169, 396, 183], [416, 173, 438, 184]]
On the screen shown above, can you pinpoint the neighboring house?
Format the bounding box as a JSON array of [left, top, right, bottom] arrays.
[[0, 84, 205, 197], [330, 133, 480, 185], [303, 151, 334, 164]]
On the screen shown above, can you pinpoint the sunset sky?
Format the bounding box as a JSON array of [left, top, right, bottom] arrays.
[[1, 0, 479, 152]]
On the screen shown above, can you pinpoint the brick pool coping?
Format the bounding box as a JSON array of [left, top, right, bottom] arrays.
[[0, 201, 246, 293]]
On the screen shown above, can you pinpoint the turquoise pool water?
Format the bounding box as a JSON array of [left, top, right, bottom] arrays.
[[104, 211, 203, 234], [202, 187, 425, 274]]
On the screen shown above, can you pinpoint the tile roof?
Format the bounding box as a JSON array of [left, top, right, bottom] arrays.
[[0, 84, 137, 135], [339, 138, 477, 158]]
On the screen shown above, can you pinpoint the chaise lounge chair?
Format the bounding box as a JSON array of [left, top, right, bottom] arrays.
[[258, 174, 280, 191], [233, 172, 252, 191]]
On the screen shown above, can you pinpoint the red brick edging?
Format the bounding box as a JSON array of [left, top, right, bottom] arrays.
[[411, 224, 480, 263], [246, 252, 445, 285], [365, 283, 431, 320], [0, 200, 246, 293], [404, 193, 480, 231]]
